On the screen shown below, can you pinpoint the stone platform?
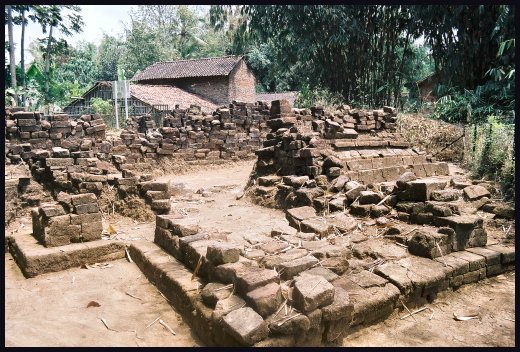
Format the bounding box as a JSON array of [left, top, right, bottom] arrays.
[[6, 230, 125, 278]]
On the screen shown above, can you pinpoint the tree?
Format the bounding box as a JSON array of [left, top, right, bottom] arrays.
[[30, 5, 84, 103], [6, 5, 18, 104], [96, 34, 124, 81], [211, 5, 421, 107], [126, 5, 228, 63], [53, 41, 99, 103], [411, 5, 514, 92], [120, 20, 166, 79]]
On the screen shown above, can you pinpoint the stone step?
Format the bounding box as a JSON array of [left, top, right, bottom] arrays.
[[7, 230, 124, 278], [333, 140, 411, 149]]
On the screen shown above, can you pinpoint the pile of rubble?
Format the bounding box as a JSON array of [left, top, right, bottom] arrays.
[[310, 104, 398, 135], [121, 102, 270, 161], [5, 110, 106, 160]]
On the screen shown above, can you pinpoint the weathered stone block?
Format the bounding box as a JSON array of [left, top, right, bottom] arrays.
[[463, 185, 491, 201], [236, 268, 279, 294], [321, 287, 353, 322], [221, 307, 268, 346], [45, 158, 74, 167], [349, 204, 372, 217], [408, 230, 451, 258], [206, 243, 241, 265], [70, 193, 97, 206], [246, 282, 283, 318], [465, 247, 501, 266], [201, 282, 232, 308], [433, 215, 486, 251], [397, 178, 447, 202], [74, 203, 99, 214], [279, 255, 319, 279], [293, 275, 335, 313], [81, 219, 103, 241], [359, 190, 383, 205]]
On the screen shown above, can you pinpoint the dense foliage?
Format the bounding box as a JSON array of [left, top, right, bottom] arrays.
[[210, 5, 514, 117]]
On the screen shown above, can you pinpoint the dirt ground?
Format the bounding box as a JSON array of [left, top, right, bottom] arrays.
[[343, 271, 515, 347], [5, 255, 202, 347], [4, 160, 516, 347]]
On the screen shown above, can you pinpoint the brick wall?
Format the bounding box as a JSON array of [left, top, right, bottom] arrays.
[[228, 60, 256, 103]]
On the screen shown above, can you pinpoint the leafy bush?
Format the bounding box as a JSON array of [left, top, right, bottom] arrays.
[[90, 97, 116, 128], [295, 85, 344, 110], [464, 116, 515, 199]]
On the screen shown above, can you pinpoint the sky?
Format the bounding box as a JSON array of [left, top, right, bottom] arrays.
[[6, 5, 137, 63]]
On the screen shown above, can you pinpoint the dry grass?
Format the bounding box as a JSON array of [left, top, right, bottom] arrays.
[[397, 113, 465, 161]]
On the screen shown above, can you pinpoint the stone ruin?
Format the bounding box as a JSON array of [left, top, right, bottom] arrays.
[[4, 101, 272, 222], [32, 193, 103, 247], [141, 99, 514, 346], [4, 99, 515, 347]]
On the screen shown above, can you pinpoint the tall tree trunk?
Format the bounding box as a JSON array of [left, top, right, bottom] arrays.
[[21, 10, 27, 107], [7, 5, 18, 105], [44, 25, 53, 103], [395, 33, 410, 109]]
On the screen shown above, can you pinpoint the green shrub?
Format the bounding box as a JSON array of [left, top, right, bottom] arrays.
[[464, 116, 515, 200], [90, 97, 117, 128], [294, 85, 344, 110]]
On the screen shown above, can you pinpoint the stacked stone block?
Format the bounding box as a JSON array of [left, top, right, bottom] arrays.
[[139, 181, 171, 214], [153, 213, 356, 345], [31, 193, 102, 247], [310, 105, 397, 137]]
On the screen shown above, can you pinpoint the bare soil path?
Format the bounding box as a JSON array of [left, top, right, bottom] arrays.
[[5, 255, 202, 347]]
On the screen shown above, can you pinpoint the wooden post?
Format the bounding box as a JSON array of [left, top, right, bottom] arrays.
[[114, 81, 119, 130], [124, 80, 129, 122]]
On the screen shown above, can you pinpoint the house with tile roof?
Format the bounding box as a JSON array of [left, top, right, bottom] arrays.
[[131, 55, 256, 105], [63, 55, 299, 120], [64, 56, 256, 119]]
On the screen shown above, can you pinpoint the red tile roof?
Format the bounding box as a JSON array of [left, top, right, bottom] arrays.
[[130, 84, 218, 113], [131, 55, 243, 82]]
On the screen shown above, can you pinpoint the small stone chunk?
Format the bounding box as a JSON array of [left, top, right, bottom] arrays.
[[201, 282, 232, 308], [293, 275, 335, 312], [236, 268, 280, 294], [246, 282, 283, 318], [221, 307, 269, 346], [206, 243, 240, 265]]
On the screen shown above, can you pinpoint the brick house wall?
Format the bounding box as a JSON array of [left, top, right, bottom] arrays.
[[228, 60, 256, 103], [134, 58, 256, 105], [138, 76, 229, 105]]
